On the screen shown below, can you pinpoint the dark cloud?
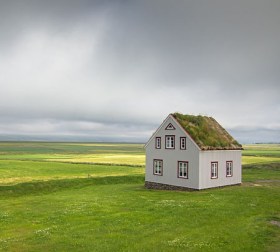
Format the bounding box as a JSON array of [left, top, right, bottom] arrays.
[[0, 0, 279, 142]]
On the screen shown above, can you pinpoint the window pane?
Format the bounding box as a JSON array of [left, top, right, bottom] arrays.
[[154, 160, 162, 175], [211, 162, 218, 178], [166, 136, 174, 148], [180, 138, 186, 149], [226, 161, 232, 176], [178, 162, 188, 178]]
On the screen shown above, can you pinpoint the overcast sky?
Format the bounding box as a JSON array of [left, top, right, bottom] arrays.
[[0, 0, 279, 143]]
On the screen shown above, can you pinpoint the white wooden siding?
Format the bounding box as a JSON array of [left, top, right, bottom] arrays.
[[199, 150, 242, 189], [145, 116, 200, 189]]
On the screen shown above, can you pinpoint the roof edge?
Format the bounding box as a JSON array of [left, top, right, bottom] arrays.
[[144, 114, 172, 149]]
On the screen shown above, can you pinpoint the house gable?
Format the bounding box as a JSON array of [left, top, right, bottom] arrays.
[[145, 114, 201, 190], [144, 114, 200, 150]]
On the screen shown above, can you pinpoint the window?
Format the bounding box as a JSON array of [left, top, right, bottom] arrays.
[[155, 137, 161, 149], [178, 161, 188, 178], [226, 161, 233, 177], [180, 137, 186, 150], [211, 162, 218, 179], [153, 159, 163, 175], [165, 135, 175, 149], [165, 123, 175, 130]]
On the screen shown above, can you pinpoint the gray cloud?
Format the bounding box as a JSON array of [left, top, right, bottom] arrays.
[[0, 0, 279, 143]]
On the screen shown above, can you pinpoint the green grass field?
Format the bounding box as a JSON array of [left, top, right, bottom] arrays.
[[0, 142, 279, 251]]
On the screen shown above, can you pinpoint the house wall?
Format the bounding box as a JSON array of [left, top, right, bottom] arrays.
[[198, 150, 242, 189], [145, 116, 200, 189]]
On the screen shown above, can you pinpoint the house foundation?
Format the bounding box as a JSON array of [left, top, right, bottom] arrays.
[[145, 181, 197, 191]]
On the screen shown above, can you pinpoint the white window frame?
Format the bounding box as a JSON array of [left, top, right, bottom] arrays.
[[178, 161, 188, 179], [211, 162, 218, 179], [165, 135, 175, 149], [180, 137, 186, 150], [155, 137, 161, 149], [153, 159, 163, 175], [226, 161, 233, 177]]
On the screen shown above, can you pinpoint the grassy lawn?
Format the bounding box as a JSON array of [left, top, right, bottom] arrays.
[[0, 142, 279, 251]]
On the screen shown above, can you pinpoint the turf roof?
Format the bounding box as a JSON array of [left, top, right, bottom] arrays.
[[172, 113, 242, 150]]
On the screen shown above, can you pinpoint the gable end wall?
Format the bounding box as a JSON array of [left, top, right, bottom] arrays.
[[145, 116, 200, 189]]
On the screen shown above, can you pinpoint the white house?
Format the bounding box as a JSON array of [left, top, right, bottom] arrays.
[[144, 113, 242, 190]]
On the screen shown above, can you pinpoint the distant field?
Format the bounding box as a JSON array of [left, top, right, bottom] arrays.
[[0, 142, 279, 251], [242, 144, 280, 165], [0, 142, 145, 185], [1, 142, 280, 167], [0, 142, 145, 166]]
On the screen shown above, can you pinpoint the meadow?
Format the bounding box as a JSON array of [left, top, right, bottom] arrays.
[[0, 142, 279, 251]]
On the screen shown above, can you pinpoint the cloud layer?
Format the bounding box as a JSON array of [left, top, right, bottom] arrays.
[[0, 0, 279, 142]]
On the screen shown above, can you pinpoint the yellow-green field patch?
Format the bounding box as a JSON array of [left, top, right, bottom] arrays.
[[47, 153, 145, 166], [242, 156, 280, 165]]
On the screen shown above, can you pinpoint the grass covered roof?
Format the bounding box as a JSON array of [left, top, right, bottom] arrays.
[[172, 113, 242, 150]]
